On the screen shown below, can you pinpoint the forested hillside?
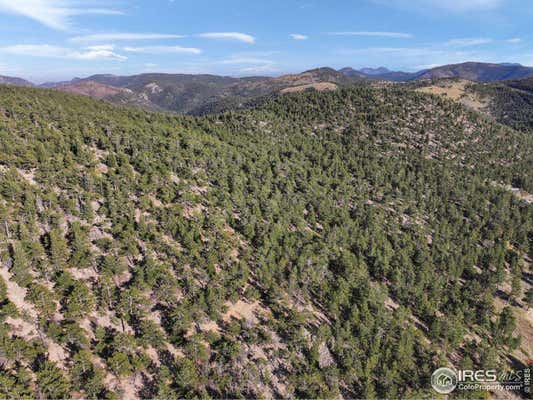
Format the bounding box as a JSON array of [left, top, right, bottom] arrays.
[[414, 62, 533, 82], [411, 77, 533, 134], [471, 77, 533, 133], [0, 84, 531, 399], [54, 68, 356, 115]]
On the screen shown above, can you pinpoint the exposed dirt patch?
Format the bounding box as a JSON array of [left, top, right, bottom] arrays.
[[5, 316, 38, 340], [198, 319, 220, 333], [183, 203, 206, 219], [47, 339, 69, 368], [55, 81, 128, 99], [223, 300, 263, 324], [93, 310, 134, 334], [104, 373, 143, 400], [68, 267, 98, 281], [17, 168, 37, 185], [281, 82, 338, 94], [416, 79, 487, 112], [0, 266, 38, 318]]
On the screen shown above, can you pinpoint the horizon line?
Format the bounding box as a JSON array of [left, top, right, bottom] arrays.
[[2, 60, 531, 85]]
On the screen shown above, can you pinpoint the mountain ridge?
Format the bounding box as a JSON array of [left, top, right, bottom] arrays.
[[414, 61, 533, 81], [5, 61, 532, 89], [3, 62, 533, 116], [412, 76, 533, 133], [0, 75, 34, 87]]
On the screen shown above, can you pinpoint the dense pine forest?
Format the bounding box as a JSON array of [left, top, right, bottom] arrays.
[[0, 84, 531, 398], [472, 77, 533, 134]]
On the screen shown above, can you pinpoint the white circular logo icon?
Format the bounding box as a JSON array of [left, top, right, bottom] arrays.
[[431, 367, 458, 394]]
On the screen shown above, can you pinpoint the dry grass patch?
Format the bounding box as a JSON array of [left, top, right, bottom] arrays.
[[281, 82, 338, 94], [416, 79, 487, 112]]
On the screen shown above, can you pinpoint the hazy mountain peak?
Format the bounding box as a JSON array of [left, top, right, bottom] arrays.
[[359, 67, 392, 75]]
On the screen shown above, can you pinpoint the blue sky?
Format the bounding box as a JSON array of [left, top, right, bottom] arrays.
[[0, 0, 532, 82]]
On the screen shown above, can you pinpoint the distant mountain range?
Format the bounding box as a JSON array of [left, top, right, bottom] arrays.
[[0, 75, 33, 87], [49, 67, 354, 114], [339, 67, 417, 82], [340, 62, 533, 82], [359, 67, 392, 75], [1, 62, 533, 115], [413, 62, 533, 81]]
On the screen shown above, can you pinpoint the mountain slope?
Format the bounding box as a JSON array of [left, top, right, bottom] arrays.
[[78, 63, 532, 115], [359, 67, 391, 75], [0, 85, 531, 399], [415, 62, 533, 81], [55, 80, 132, 99], [48, 68, 359, 115], [338, 67, 369, 78], [411, 77, 533, 133], [0, 62, 523, 117], [0, 75, 33, 87], [471, 76, 533, 132], [339, 67, 418, 82], [339, 62, 533, 82]]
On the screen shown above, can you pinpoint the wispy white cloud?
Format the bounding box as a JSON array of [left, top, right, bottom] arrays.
[[217, 55, 278, 75], [86, 44, 115, 51], [231, 51, 280, 57], [239, 65, 279, 74], [218, 56, 277, 76], [74, 49, 127, 61], [506, 38, 522, 43], [70, 33, 185, 42], [198, 32, 255, 44], [1, 44, 127, 61], [337, 47, 442, 57], [445, 38, 493, 47], [328, 31, 413, 39], [374, 0, 504, 12], [0, 0, 122, 31], [123, 45, 202, 55], [290, 34, 308, 40]]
